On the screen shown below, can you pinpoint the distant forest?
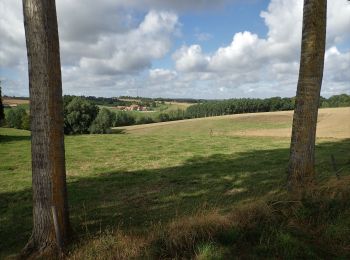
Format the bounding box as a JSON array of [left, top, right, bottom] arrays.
[[3, 94, 349, 128], [186, 94, 350, 118]]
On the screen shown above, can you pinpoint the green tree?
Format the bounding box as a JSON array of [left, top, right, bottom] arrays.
[[90, 108, 116, 134], [21, 112, 30, 130], [137, 116, 154, 125], [64, 97, 99, 134], [6, 107, 27, 129], [288, 0, 327, 188], [114, 111, 136, 126]]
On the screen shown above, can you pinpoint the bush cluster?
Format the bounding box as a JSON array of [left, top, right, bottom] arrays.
[[5, 107, 30, 130]]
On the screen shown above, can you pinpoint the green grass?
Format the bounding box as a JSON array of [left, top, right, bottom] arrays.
[[0, 113, 349, 258]]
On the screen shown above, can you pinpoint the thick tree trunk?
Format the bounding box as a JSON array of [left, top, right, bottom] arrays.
[[22, 0, 70, 257], [287, 0, 327, 188], [0, 85, 4, 125]]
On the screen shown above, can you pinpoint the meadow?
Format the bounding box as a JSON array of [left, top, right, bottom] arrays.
[[0, 108, 349, 258]]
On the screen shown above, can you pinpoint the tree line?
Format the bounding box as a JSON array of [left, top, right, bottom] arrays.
[[2, 94, 349, 131], [185, 94, 350, 119], [119, 95, 202, 104]]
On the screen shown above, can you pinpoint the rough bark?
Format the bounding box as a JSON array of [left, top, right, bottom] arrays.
[[0, 85, 4, 124], [22, 0, 70, 257], [287, 0, 327, 188]]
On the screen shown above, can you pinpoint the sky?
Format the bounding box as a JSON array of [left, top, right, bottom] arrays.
[[0, 0, 349, 99]]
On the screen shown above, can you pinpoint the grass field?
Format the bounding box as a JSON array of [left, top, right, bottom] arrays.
[[1, 108, 350, 258]]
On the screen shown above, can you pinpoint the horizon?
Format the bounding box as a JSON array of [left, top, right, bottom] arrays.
[[1, 0, 350, 98], [3, 92, 350, 102]]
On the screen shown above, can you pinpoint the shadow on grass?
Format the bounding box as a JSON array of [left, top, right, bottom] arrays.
[[110, 128, 126, 134], [0, 134, 30, 143], [1, 139, 349, 256]]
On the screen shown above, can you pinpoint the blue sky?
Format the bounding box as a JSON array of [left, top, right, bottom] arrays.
[[153, 0, 271, 70], [0, 0, 349, 98]]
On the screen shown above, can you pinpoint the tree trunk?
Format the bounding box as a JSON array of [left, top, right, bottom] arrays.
[[287, 0, 327, 188], [0, 84, 4, 125], [22, 0, 70, 257]]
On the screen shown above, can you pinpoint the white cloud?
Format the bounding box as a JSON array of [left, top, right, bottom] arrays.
[[170, 0, 350, 98], [0, 0, 349, 98], [173, 45, 209, 72], [209, 31, 267, 72], [324, 47, 350, 83], [0, 1, 179, 96], [0, 1, 26, 67], [76, 10, 179, 75], [149, 69, 177, 81]]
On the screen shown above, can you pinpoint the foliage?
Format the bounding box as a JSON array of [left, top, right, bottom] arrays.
[[158, 109, 186, 122], [136, 116, 154, 124], [320, 94, 350, 108], [185, 94, 350, 119], [118, 96, 202, 104], [20, 113, 30, 130], [114, 111, 136, 127], [157, 113, 170, 122], [5, 107, 29, 130], [185, 97, 295, 118], [64, 95, 133, 107], [90, 108, 116, 134], [64, 97, 99, 134]]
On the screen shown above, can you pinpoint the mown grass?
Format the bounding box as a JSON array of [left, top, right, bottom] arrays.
[[0, 111, 349, 258]]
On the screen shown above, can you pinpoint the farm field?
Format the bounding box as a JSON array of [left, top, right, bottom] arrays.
[[2, 98, 30, 113], [116, 107, 350, 139], [2, 98, 29, 106], [0, 107, 350, 258]]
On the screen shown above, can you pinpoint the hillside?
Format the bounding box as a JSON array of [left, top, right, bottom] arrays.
[[1, 107, 349, 258], [115, 107, 350, 139]]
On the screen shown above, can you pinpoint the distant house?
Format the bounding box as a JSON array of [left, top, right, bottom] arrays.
[[117, 104, 149, 112], [130, 105, 139, 111]]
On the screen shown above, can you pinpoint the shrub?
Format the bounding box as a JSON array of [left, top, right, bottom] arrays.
[[114, 112, 135, 127], [157, 113, 170, 122], [64, 97, 99, 134], [21, 112, 30, 130], [136, 116, 154, 125], [5, 107, 28, 129], [90, 108, 116, 134]]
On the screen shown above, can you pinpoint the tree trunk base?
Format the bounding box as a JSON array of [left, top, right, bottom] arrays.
[[19, 238, 60, 260]]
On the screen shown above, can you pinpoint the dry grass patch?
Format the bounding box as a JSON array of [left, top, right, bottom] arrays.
[[68, 231, 147, 260]]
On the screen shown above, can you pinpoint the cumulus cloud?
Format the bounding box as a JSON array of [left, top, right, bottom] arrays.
[[171, 0, 350, 98], [0, 0, 349, 98], [173, 45, 209, 72], [0, 1, 26, 67], [0, 0, 179, 96], [76, 10, 179, 75]]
